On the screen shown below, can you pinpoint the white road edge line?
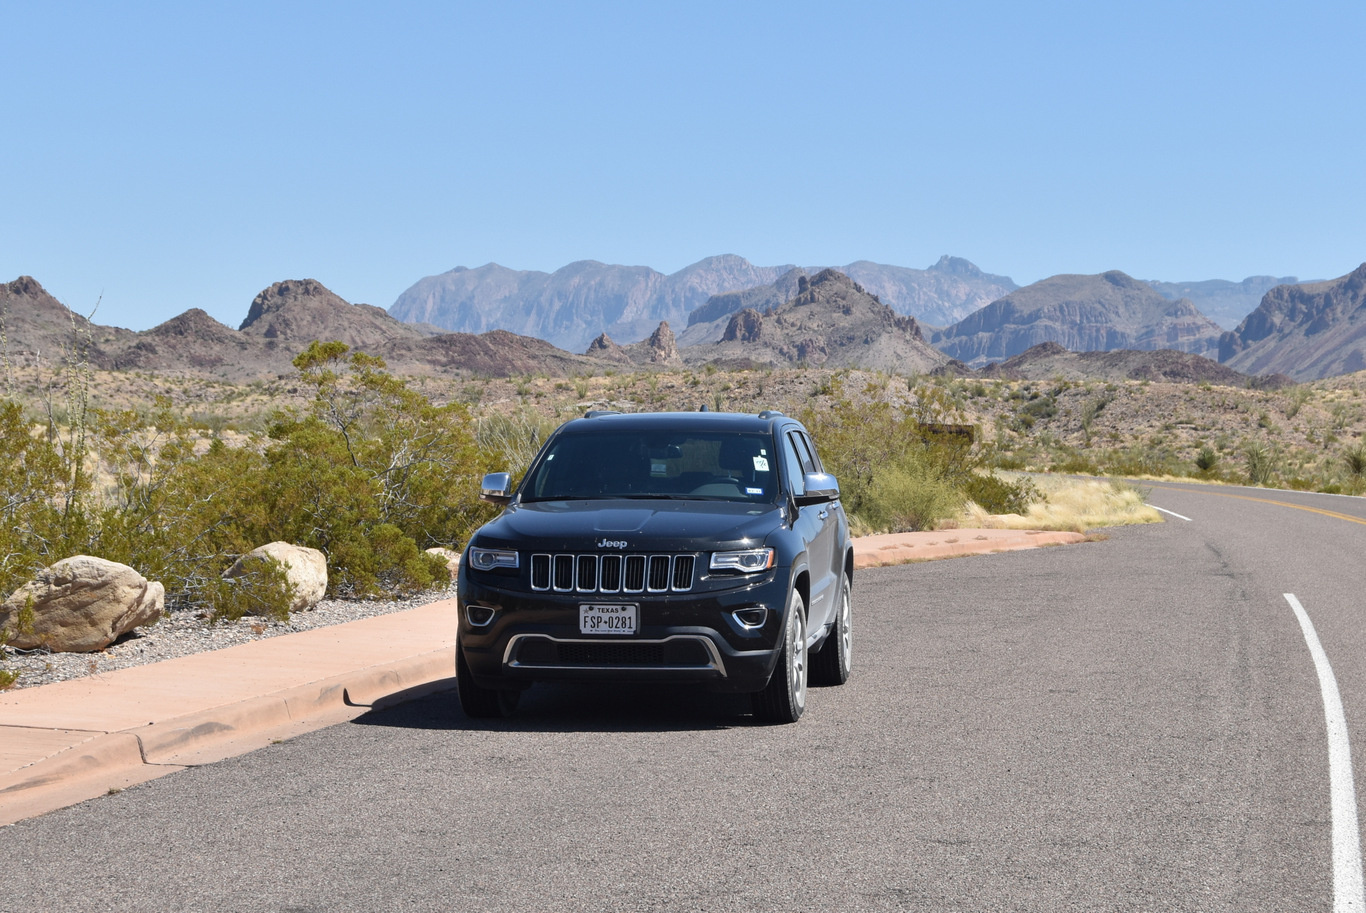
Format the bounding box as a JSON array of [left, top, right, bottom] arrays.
[[1285, 592, 1365, 912], [1151, 505, 1193, 521]]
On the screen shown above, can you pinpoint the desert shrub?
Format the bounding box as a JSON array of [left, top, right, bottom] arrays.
[[1, 342, 500, 614], [962, 477, 1160, 532], [85, 400, 271, 607], [1344, 442, 1366, 494], [0, 394, 102, 599], [0, 401, 71, 594], [201, 554, 296, 623], [1021, 395, 1058, 422], [797, 381, 1026, 532], [1345, 442, 1366, 477], [1053, 452, 1101, 476], [960, 472, 1040, 516], [859, 457, 965, 533], [1244, 442, 1277, 486], [1195, 445, 1220, 474], [477, 409, 559, 481], [257, 342, 496, 595], [0, 628, 17, 689]]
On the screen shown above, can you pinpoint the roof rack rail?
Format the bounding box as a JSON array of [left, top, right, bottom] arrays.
[[583, 409, 620, 419], [757, 410, 785, 419]]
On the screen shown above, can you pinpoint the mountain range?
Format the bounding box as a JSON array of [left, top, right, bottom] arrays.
[[391, 255, 1019, 351], [1219, 263, 1366, 381], [1147, 275, 1298, 330], [930, 271, 1226, 366], [4, 259, 1365, 386]]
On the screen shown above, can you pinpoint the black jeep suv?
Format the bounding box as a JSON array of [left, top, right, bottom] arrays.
[[456, 409, 853, 724]]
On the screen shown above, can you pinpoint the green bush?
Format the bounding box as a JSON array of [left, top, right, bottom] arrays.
[[0, 341, 500, 615], [256, 342, 496, 595], [960, 472, 1040, 516], [797, 380, 1033, 532], [860, 463, 963, 533], [202, 554, 296, 623]]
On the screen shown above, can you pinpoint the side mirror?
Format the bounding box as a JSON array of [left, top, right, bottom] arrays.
[[795, 471, 840, 505], [480, 472, 513, 505]]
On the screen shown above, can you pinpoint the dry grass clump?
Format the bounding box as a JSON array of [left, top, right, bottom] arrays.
[[959, 475, 1161, 532]]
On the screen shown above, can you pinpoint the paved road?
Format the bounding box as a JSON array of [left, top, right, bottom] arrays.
[[3, 483, 1364, 912]]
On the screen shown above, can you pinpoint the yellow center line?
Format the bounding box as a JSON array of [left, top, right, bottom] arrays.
[[1149, 485, 1366, 527]]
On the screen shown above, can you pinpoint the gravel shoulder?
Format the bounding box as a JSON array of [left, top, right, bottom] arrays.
[[2, 586, 456, 690]]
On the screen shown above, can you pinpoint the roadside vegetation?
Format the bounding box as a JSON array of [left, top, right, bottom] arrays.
[[4, 341, 1365, 684]]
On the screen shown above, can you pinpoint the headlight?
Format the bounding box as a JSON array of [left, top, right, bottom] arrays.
[[710, 548, 775, 573], [467, 547, 519, 571]]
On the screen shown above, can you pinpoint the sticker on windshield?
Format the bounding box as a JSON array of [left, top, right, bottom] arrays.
[[746, 487, 763, 495], [753, 456, 770, 472]]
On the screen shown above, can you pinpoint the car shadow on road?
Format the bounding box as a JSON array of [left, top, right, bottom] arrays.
[[351, 680, 755, 734]]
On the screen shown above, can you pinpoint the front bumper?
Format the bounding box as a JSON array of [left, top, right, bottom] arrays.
[[457, 568, 792, 693]]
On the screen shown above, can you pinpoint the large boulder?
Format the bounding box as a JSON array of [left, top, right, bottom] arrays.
[[0, 556, 164, 653], [223, 542, 327, 612]]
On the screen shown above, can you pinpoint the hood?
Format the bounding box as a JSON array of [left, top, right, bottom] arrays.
[[472, 499, 785, 553]]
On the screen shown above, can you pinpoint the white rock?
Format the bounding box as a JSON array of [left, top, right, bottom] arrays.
[[223, 542, 328, 613], [0, 556, 164, 653]]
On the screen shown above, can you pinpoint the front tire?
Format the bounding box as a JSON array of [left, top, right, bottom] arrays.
[[456, 636, 519, 719], [752, 589, 807, 724], [811, 573, 851, 686]]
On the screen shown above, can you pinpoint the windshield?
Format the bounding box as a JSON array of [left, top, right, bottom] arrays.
[[521, 430, 778, 503]]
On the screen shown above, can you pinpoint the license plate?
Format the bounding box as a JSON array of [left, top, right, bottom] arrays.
[[579, 604, 637, 635]]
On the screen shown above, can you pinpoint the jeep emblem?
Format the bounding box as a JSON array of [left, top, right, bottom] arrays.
[[597, 539, 629, 549]]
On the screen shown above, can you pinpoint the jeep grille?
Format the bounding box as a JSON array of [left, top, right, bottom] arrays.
[[530, 553, 696, 593]]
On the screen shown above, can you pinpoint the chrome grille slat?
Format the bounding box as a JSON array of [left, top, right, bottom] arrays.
[[529, 553, 695, 593]]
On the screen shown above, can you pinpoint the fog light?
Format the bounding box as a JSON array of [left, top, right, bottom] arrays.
[[465, 604, 496, 627], [732, 606, 768, 629]]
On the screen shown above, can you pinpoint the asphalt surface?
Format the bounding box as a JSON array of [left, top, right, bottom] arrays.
[[2, 485, 1363, 912]]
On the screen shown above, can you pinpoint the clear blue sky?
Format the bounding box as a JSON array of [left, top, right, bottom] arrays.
[[4, 1, 1363, 331]]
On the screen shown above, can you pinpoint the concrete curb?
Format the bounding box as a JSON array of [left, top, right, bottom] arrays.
[[852, 528, 1088, 569], [1, 647, 456, 826]]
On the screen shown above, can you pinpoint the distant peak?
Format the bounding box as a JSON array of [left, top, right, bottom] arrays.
[[1101, 270, 1141, 289], [240, 278, 339, 331], [4, 275, 49, 297], [929, 255, 984, 278]]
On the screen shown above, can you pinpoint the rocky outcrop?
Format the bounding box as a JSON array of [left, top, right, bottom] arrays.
[[682, 257, 1016, 343], [112, 308, 266, 372], [0, 556, 164, 653], [933, 271, 1225, 366], [687, 269, 809, 329], [584, 331, 634, 365], [240, 279, 429, 351], [379, 328, 602, 377], [644, 322, 681, 365], [1218, 265, 1366, 381], [223, 542, 327, 613], [722, 308, 764, 343], [0, 276, 135, 370], [690, 270, 949, 374], [978, 341, 1258, 386]]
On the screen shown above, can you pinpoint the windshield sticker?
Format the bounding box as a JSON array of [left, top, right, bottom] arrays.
[[746, 487, 764, 495], [753, 456, 770, 472], [651, 462, 667, 476]]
